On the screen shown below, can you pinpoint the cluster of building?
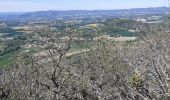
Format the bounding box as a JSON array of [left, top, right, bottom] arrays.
[[135, 16, 163, 23]]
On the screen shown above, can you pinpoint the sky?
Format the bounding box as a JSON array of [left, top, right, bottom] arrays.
[[0, 0, 168, 12]]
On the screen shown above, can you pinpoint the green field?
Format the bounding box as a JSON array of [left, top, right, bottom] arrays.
[[70, 42, 91, 52], [107, 29, 137, 37], [0, 52, 15, 69]]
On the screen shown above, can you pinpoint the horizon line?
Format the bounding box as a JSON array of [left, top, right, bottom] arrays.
[[0, 6, 168, 13]]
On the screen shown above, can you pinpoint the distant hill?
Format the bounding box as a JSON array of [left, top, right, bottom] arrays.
[[0, 7, 169, 21]]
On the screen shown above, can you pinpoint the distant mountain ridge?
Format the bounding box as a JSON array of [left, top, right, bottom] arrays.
[[0, 7, 169, 21]]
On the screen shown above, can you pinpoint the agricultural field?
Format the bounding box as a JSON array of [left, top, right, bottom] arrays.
[[0, 52, 16, 69]]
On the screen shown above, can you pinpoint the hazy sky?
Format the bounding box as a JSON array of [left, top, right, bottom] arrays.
[[0, 0, 168, 12]]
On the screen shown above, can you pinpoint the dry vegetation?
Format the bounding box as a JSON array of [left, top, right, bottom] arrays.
[[0, 20, 170, 100]]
